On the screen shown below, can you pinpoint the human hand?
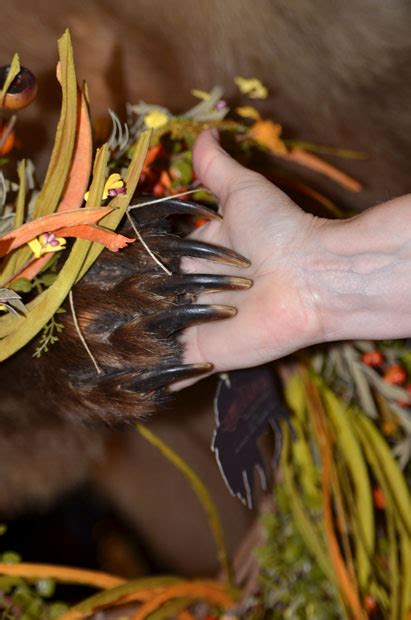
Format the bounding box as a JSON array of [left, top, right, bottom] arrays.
[[180, 130, 411, 386], [180, 129, 324, 375]]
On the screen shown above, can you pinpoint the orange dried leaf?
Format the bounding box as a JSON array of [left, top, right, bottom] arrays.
[[53, 224, 135, 251], [57, 86, 93, 212], [0, 207, 113, 257]]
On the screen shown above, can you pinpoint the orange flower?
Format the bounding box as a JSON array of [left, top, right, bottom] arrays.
[[247, 120, 288, 155]]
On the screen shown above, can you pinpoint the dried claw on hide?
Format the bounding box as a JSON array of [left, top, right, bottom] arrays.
[[153, 273, 253, 295], [148, 235, 251, 267], [132, 362, 213, 391], [141, 304, 237, 336], [130, 196, 222, 226]]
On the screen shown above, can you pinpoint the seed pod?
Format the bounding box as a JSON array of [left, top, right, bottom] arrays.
[[0, 65, 38, 110]]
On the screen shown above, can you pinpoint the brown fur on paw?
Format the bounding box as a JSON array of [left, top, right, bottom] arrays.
[[19, 198, 251, 425]]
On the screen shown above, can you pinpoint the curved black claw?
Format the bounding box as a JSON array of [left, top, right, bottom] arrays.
[[152, 273, 253, 296], [129, 196, 222, 227], [140, 304, 237, 337], [148, 235, 251, 268], [131, 363, 213, 391]]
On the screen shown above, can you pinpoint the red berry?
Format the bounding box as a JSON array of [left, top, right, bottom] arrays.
[[361, 351, 385, 367], [372, 487, 385, 509], [383, 364, 407, 385], [364, 594, 377, 612]]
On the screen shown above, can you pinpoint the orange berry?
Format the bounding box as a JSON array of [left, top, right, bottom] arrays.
[[372, 487, 385, 509], [361, 351, 385, 367], [383, 364, 407, 385]]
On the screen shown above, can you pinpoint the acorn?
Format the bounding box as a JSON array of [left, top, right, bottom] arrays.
[[0, 65, 38, 110]]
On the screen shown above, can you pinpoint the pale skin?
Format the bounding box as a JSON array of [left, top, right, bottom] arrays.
[[177, 129, 411, 385]]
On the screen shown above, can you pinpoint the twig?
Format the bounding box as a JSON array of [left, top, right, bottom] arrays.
[[128, 188, 201, 210], [126, 210, 172, 276], [69, 290, 102, 375]]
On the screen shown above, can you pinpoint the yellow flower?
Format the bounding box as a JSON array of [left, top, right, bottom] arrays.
[[84, 173, 126, 202], [235, 106, 261, 120], [143, 110, 169, 129], [234, 77, 268, 99], [102, 173, 126, 199], [28, 233, 66, 259]]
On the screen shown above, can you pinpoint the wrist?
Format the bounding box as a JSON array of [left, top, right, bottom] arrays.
[[302, 197, 411, 344]]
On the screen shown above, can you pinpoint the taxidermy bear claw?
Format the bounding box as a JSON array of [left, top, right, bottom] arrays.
[[6, 197, 251, 425]]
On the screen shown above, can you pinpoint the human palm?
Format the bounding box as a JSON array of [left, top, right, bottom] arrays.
[[181, 130, 323, 375]]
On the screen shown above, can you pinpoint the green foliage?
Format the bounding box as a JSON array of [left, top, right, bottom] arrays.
[[0, 558, 67, 620], [32, 308, 66, 358], [258, 486, 342, 619]]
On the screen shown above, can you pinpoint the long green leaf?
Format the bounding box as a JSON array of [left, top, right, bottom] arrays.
[[281, 425, 335, 583], [32, 30, 77, 220], [284, 372, 321, 500], [318, 381, 374, 590], [353, 414, 410, 536]]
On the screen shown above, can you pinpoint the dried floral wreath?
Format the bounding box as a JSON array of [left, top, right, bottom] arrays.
[[0, 29, 410, 620]]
